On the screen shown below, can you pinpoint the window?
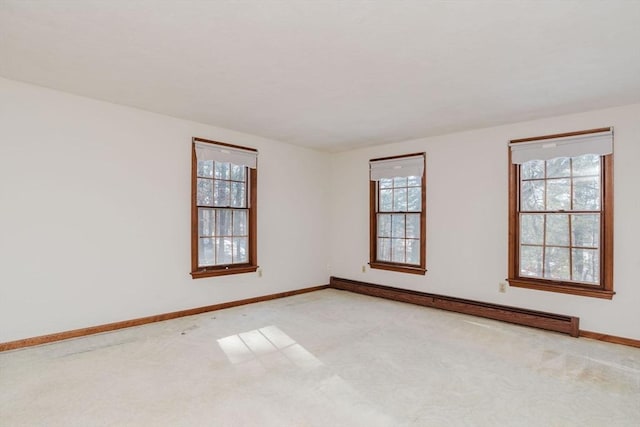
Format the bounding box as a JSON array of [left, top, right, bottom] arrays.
[[369, 153, 426, 275], [508, 128, 613, 299], [191, 137, 258, 278]]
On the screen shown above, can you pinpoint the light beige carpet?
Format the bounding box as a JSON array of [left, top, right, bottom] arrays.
[[1, 289, 639, 426]]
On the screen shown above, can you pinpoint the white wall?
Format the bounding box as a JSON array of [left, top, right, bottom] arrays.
[[329, 103, 640, 340], [0, 77, 331, 343], [2, 75, 638, 344]]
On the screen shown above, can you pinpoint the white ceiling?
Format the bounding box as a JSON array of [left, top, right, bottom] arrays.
[[1, 0, 640, 152]]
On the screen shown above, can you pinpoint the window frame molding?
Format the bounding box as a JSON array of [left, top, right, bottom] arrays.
[[507, 128, 614, 299], [190, 137, 258, 279], [369, 152, 427, 275]]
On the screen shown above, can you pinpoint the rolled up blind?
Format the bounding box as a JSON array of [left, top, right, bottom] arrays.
[[195, 141, 258, 169], [370, 154, 425, 181], [510, 128, 612, 164]]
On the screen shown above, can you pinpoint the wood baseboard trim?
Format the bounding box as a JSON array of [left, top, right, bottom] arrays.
[[579, 330, 640, 348], [0, 284, 329, 352], [330, 277, 579, 337]]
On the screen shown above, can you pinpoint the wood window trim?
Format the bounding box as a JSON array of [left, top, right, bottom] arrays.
[[190, 138, 258, 279], [369, 153, 427, 275], [368, 260, 427, 275], [507, 128, 614, 299]]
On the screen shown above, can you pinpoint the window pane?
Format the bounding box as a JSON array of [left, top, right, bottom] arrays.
[[572, 214, 599, 247], [521, 160, 545, 180], [544, 247, 570, 281], [198, 238, 215, 267], [572, 154, 600, 177], [520, 214, 544, 245], [407, 176, 421, 187], [572, 248, 599, 284], [230, 164, 246, 181], [405, 214, 420, 239], [407, 187, 421, 212], [546, 157, 570, 178], [214, 162, 230, 179], [216, 237, 233, 265], [377, 214, 391, 238], [379, 178, 393, 189], [573, 176, 600, 211], [214, 180, 230, 206], [230, 182, 246, 208], [393, 177, 407, 187], [379, 189, 393, 212], [233, 210, 248, 236], [546, 178, 571, 211], [406, 239, 420, 265], [520, 180, 544, 211], [199, 208, 215, 237], [391, 215, 405, 238], [377, 238, 391, 262], [520, 245, 542, 277], [233, 237, 248, 263], [545, 214, 569, 246], [197, 160, 214, 178], [391, 238, 405, 263], [216, 209, 233, 236], [393, 188, 408, 211], [197, 178, 214, 206]]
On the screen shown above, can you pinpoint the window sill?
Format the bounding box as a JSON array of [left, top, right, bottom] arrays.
[[369, 262, 426, 275], [191, 264, 259, 279], [507, 278, 614, 300]]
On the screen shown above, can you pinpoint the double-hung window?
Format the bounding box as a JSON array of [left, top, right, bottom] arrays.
[[191, 137, 258, 278], [369, 153, 426, 275], [508, 128, 613, 299]]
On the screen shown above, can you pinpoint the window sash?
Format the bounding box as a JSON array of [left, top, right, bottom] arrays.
[[196, 161, 249, 209], [518, 212, 601, 285], [197, 208, 249, 267], [376, 213, 421, 265]]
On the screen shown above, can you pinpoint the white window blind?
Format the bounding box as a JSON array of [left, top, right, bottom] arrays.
[[195, 142, 258, 169], [370, 154, 424, 181], [510, 129, 613, 164]]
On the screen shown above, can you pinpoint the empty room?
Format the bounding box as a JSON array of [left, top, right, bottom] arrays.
[[1, 1, 639, 426]]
